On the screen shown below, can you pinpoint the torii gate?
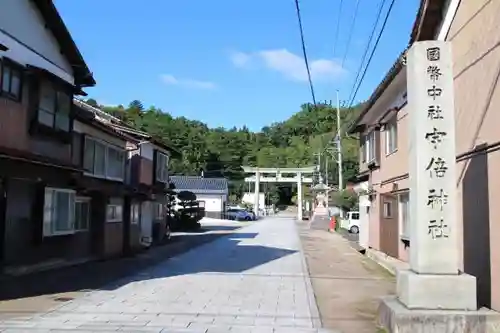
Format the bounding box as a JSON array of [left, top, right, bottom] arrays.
[[242, 166, 317, 221]]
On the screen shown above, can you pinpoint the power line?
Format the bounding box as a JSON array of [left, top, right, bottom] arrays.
[[293, 0, 317, 105], [332, 0, 344, 58], [341, 0, 361, 68], [348, 0, 397, 108], [347, 0, 387, 104]]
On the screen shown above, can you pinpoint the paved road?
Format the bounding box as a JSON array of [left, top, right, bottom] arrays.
[[0, 217, 337, 332], [0, 219, 251, 317]]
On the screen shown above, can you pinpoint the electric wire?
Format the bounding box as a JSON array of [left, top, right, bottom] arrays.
[[323, 0, 396, 155], [341, 0, 361, 68], [332, 0, 344, 58], [347, 0, 397, 108], [293, 0, 317, 105], [347, 0, 388, 104]]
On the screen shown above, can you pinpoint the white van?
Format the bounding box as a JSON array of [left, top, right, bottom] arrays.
[[346, 211, 360, 234]]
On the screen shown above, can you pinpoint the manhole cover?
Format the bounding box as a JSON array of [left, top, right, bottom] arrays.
[[53, 297, 74, 302]]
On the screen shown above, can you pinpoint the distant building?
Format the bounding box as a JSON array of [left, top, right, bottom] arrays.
[[241, 192, 265, 210], [169, 176, 229, 219]]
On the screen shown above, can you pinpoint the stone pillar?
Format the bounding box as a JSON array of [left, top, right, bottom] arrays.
[[297, 172, 302, 221], [398, 41, 476, 310], [254, 171, 260, 216]]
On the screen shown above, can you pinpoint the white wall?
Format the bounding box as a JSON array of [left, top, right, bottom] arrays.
[[0, 0, 74, 84], [242, 193, 265, 208], [73, 121, 126, 148], [197, 194, 223, 212], [354, 181, 371, 250]]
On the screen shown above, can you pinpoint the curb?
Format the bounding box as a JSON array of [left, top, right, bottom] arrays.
[[364, 248, 409, 276]]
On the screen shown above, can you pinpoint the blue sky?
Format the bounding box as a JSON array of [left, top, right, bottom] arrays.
[[55, 0, 419, 131]]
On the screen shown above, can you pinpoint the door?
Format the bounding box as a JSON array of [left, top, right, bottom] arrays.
[[379, 193, 399, 258], [140, 201, 153, 246], [0, 179, 7, 267]]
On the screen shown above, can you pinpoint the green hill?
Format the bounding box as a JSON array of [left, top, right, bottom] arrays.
[[85, 99, 363, 203]]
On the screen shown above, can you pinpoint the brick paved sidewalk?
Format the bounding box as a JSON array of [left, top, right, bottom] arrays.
[[0, 222, 248, 319], [298, 221, 395, 333]]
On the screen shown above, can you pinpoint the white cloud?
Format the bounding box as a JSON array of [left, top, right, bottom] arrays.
[[229, 51, 252, 68], [230, 49, 346, 82], [161, 74, 217, 90]]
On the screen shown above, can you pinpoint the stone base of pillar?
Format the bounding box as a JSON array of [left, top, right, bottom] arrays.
[[397, 269, 477, 310], [377, 296, 500, 333]]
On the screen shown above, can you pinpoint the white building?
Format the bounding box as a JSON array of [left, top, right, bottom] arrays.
[[169, 176, 229, 219]]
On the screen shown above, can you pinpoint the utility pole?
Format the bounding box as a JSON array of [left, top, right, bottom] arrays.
[[336, 90, 343, 217], [325, 150, 329, 210], [325, 153, 329, 186], [313, 150, 322, 183]]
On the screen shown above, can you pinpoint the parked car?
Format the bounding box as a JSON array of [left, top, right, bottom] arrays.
[[226, 208, 254, 221], [346, 211, 360, 234], [245, 209, 257, 220]]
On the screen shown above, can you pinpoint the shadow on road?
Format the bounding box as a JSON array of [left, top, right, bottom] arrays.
[[103, 232, 297, 290], [0, 226, 297, 303]]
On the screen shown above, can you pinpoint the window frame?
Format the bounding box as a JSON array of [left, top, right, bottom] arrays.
[[75, 197, 91, 232], [37, 79, 72, 132], [155, 151, 169, 183], [106, 203, 123, 223], [365, 131, 376, 162], [84, 136, 126, 181], [43, 187, 76, 237], [385, 119, 398, 155], [0, 57, 23, 102], [383, 200, 393, 219]]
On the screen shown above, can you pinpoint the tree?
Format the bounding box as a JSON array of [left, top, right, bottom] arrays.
[[89, 98, 363, 204], [331, 189, 359, 212], [86, 98, 98, 107]]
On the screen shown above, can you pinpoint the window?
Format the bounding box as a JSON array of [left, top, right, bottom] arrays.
[[383, 201, 393, 218], [84, 137, 125, 180], [364, 131, 376, 162], [106, 204, 123, 222], [37, 81, 71, 132], [131, 203, 140, 224], [43, 188, 76, 236], [108, 146, 125, 179], [400, 193, 410, 238], [386, 120, 398, 155], [361, 136, 366, 163], [0, 59, 22, 101], [155, 152, 169, 182], [75, 198, 90, 231]]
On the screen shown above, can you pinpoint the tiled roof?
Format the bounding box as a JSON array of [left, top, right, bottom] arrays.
[[169, 176, 229, 193]]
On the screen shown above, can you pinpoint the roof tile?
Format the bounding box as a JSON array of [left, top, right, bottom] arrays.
[[169, 176, 228, 193]]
